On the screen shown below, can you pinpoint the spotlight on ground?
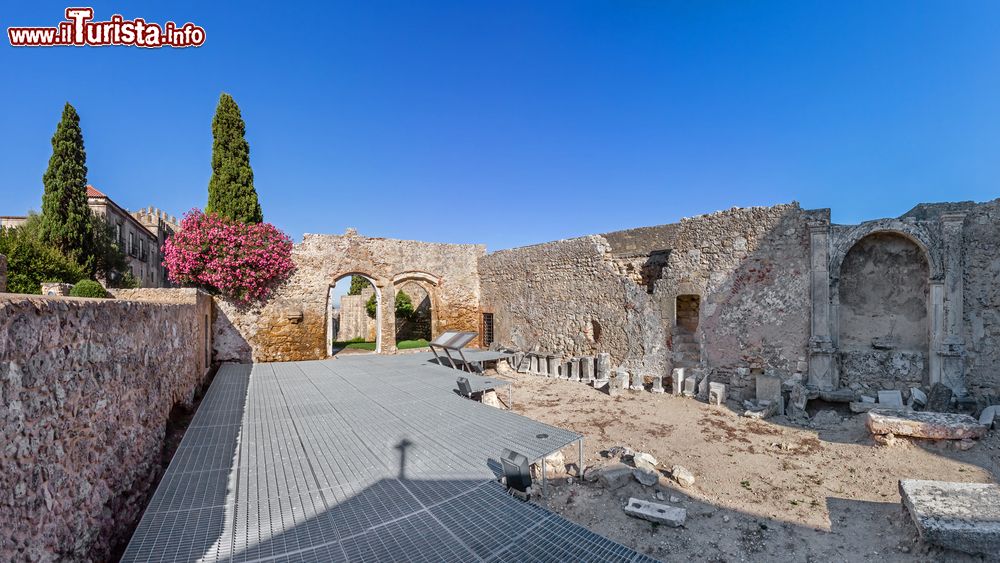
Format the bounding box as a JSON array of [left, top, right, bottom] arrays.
[[500, 448, 532, 492]]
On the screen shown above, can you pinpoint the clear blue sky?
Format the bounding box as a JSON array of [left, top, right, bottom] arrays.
[[2, 1, 998, 250]]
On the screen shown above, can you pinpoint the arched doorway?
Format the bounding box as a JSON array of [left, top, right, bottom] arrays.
[[394, 280, 433, 347], [327, 273, 382, 356], [837, 232, 929, 388]]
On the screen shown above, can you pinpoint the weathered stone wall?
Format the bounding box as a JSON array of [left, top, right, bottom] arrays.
[[960, 199, 1000, 392], [651, 204, 812, 375], [394, 280, 432, 342], [0, 293, 212, 562], [214, 230, 484, 362], [336, 291, 375, 342], [478, 235, 667, 376]]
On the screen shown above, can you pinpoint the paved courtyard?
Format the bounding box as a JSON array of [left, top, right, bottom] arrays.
[[122, 355, 654, 562]]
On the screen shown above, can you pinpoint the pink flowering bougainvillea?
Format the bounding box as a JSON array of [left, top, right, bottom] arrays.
[[162, 209, 295, 305]]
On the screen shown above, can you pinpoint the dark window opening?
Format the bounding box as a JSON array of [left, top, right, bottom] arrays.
[[483, 313, 494, 346]]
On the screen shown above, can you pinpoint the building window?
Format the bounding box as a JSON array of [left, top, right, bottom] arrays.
[[128, 231, 136, 257], [482, 313, 495, 346], [115, 223, 122, 246]]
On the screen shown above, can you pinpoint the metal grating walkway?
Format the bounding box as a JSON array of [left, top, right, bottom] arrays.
[[122, 355, 656, 562]]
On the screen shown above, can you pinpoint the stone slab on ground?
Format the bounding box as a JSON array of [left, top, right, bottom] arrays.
[[899, 479, 1000, 556], [867, 411, 988, 440], [980, 405, 998, 429], [624, 497, 686, 527], [927, 382, 954, 412], [877, 390, 904, 408], [598, 463, 633, 490]]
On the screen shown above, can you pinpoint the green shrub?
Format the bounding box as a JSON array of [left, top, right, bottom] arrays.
[[365, 293, 377, 318], [0, 224, 85, 294], [395, 290, 415, 320], [69, 279, 108, 298]]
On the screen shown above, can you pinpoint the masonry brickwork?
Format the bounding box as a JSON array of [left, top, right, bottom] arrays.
[[0, 291, 212, 561], [213, 230, 484, 362]]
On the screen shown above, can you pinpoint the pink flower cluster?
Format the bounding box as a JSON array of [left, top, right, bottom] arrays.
[[162, 209, 295, 305]]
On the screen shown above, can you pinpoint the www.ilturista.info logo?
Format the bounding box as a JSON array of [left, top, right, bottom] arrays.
[[8, 8, 205, 48]]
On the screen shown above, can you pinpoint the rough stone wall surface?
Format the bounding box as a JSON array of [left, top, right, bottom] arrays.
[[394, 280, 432, 341], [0, 294, 210, 562], [215, 231, 484, 362], [336, 292, 375, 341], [961, 199, 1000, 391], [653, 204, 812, 375], [478, 235, 667, 376], [110, 288, 214, 375]]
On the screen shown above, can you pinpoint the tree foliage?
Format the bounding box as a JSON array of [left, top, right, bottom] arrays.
[[39, 103, 93, 267], [365, 293, 377, 319], [21, 213, 131, 286], [395, 290, 415, 320], [206, 93, 263, 224], [348, 275, 369, 296], [162, 209, 294, 305], [69, 279, 108, 298], [0, 224, 85, 294]]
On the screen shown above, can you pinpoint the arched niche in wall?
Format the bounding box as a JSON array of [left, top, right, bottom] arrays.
[[326, 271, 384, 355], [392, 271, 442, 340]]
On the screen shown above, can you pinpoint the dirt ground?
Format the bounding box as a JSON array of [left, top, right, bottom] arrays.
[[498, 370, 1000, 562]]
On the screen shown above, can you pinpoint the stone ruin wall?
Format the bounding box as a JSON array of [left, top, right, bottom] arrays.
[[651, 205, 813, 395], [478, 204, 813, 398], [478, 235, 667, 376], [0, 291, 212, 562], [955, 199, 1000, 392], [335, 287, 376, 342], [214, 231, 484, 362]]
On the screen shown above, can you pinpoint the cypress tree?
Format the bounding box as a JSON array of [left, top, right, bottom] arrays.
[[40, 102, 93, 265], [206, 93, 263, 223]]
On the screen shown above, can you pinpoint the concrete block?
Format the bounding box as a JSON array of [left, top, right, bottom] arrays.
[[708, 382, 727, 405], [671, 368, 685, 395], [899, 479, 1000, 556], [624, 498, 686, 527], [867, 411, 988, 440], [878, 390, 904, 408]]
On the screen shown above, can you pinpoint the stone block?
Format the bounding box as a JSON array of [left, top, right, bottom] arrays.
[[670, 465, 695, 487], [579, 356, 594, 382], [630, 372, 645, 391], [696, 370, 710, 399], [878, 390, 904, 408], [755, 374, 782, 404], [671, 367, 685, 395], [598, 463, 632, 489], [788, 382, 808, 418], [979, 405, 998, 429], [651, 374, 665, 393], [595, 353, 611, 380], [624, 498, 686, 528], [867, 411, 988, 440], [529, 355, 538, 374], [547, 356, 560, 379], [910, 387, 927, 407], [568, 358, 580, 382], [608, 370, 624, 397], [632, 468, 658, 487], [708, 382, 727, 405], [536, 355, 547, 376], [682, 375, 697, 397], [899, 479, 1000, 556], [927, 382, 954, 412]]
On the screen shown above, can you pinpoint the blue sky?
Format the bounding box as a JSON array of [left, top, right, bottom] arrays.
[[1, 1, 998, 250]]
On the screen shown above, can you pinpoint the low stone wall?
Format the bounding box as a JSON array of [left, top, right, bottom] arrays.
[[0, 292, 212, 561]]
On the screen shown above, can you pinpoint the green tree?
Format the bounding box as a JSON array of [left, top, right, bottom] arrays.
[[206, 93, 263, 223], [348, 275, 369, 295], [22, 213, 131, 286], [395, 290, 415, 320], [39, 102, 93, 267], [365, 293, 377, 319], [0, 224, 85, 294]]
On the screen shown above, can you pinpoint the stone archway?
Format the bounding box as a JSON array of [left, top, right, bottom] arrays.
[[327, 272, 383, 355], [391, 271, 441, 339], [835, 232, 931, 390]]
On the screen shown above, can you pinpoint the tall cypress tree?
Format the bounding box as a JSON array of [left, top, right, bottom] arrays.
[[206, 93, 263, 223], [40, 102, 93, 265]]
